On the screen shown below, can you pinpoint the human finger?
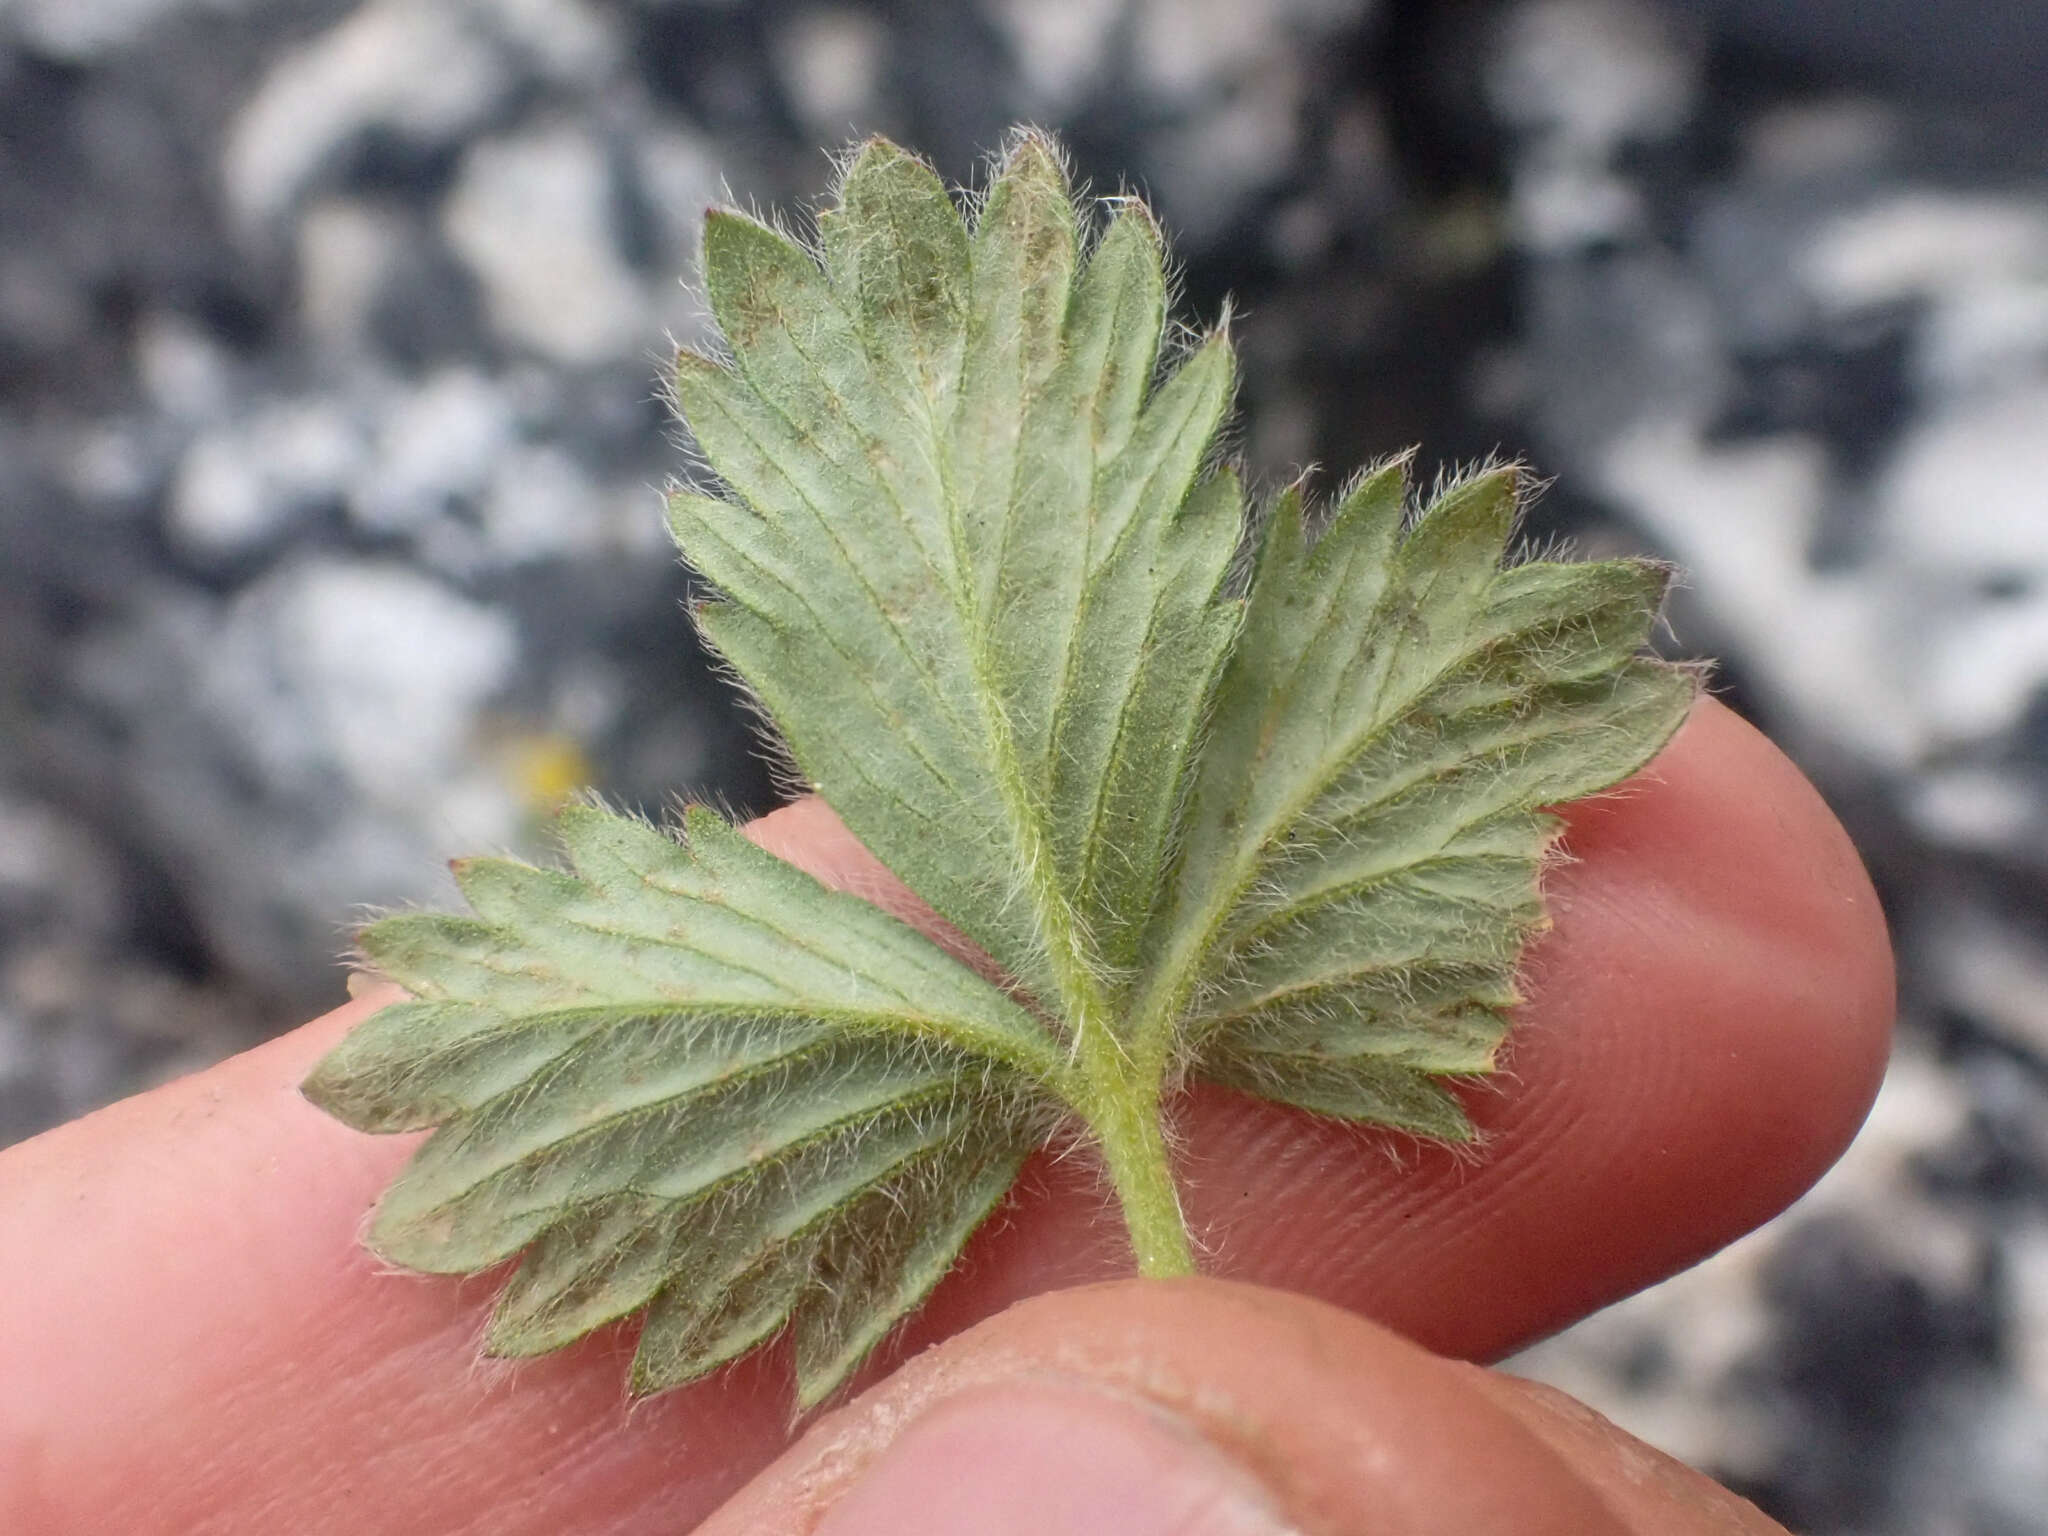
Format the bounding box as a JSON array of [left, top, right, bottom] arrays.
[[0, 695, 1890, 1533], [696, 1276, 1785, 1536]]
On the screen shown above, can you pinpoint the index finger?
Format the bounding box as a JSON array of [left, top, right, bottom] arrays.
[[0, 696, 1892, 1534]]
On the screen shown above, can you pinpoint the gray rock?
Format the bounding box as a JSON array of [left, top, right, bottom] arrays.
[[222, 0, 514, 233], [9, 0, 253, 63], [442, 121, 655, 365], [166, 396, 365, 561]]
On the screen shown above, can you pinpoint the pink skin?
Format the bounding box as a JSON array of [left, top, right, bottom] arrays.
[[0, 697, 1892, 1534]]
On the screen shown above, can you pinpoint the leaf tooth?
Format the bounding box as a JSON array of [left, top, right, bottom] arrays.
[[1306, 670, 1691, 850], [470, 816, 991, 1017], [679, 288, 958, 610], [370, 1028, 958, 1272], [358, 913, 567, 1012], [445, 855, 805, 1007], [1056, 464, 1243, 975], [490, 1087, 983, 1361], [666, 491, 790, 618], [1201, 1047, 1478, 1141], [952, 130, 1079, 586], [1093, 333, 1235, 554], [1305, 454, 1409, 581], [1410, 463, 1519, 545], [821, 137, 969, 402], [1073, 203, 1166, 461], [1432, 559, 1676, 715], [791, 1126, 1027, 1410], [366, 1013, 826, 1269], [631, 1240, 816, 1398], [451, 857, 582, 930], [626, 1097, 983, 1397], [484, 1194, 673, 1357], [553, 802, 690, 901], [1206, 873, 1535, 1021], [1216, 989, 1507, 1075], [670, 350, 892, 556], [700, 208, 829, 359], [630, 1052, 963, 1206], [978, 130, 1075, 249], [1334, 466, 1520, 735], [301, 1000, 599, 1133], [668, 802, 768, 879]]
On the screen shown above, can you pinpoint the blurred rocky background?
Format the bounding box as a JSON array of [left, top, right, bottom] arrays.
[[2, 0, 2044, 1528]]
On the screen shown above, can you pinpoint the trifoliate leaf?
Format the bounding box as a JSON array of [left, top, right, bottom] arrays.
[[305, 129, 1695, 1412]]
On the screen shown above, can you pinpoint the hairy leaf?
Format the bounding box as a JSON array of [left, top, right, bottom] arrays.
[[305, 806, 1045, 1406], [306, 129, 1695, 1412], [1148, 464, 1693, 1138], [670, 135, 1239, 1015]]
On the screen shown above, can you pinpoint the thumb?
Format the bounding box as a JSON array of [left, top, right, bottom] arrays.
[[700, 1277, 1782, 1536]]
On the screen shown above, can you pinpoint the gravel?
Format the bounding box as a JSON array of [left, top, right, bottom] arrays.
[[3, 2, 2045, 1527]]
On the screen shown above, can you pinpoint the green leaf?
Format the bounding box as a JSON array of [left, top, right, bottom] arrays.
[[305, 130, 1695, 1412], [306, 805, 1047, 1406], [1145, 463, 1693, 1136], [671, 132, 1239, 1017]]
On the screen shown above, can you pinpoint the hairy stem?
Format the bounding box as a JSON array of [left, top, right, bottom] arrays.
[[1078, 1037, 1194, 1277]]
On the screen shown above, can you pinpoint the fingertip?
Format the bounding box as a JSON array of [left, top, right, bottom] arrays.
[[1137, 693, 1897, 1357], [1536, 693, 1895, 1215], [703, 1279, 1776, 1536]]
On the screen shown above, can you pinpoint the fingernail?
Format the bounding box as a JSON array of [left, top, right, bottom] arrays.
[[814, 1379, 1295, 1536]]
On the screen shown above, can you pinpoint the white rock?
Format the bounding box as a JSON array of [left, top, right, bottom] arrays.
[[1740, 98, 1897, 184], [1910, 768, 2041, 851], [167, 399, 364, 559], [2008, 1219, 2048, 1404], [482, 442, 602, 564], [62, 422, 157, 512], [295, 198, 409, 353], [1876, 384, 2048, 580], [11, 0, 249, 62], [350, 368, 514, 537], [1926, 909, 2048, 1062], [1132, 0, 1365, 100], [443, 122, 651, 365], [0, 252, 86, 353], [1598, 417, 1924, 766], [224, 0, 510, 232], [201, 557, 518, 806], [633, 127, 723, 342], [1918, 279, 2048, 399], [1507, 1228, 1778, 1478], [472, 0, 615, 87], [1802, 192, 2048, 315], [1488, 0, 1695, 251], [1915, 589, 2048, 745], [991, 0, 1124, 113], [1143, 57, 1306, 247], [1512, 1042, 1981, 1480], [1801, 1043, 1976, 1222], [133, 311, 235, 422], [1505, 160, 1647, 253], [772, 8, 887, 136], [1488, 0, 1694, 154], [0, 798, 120, 932]]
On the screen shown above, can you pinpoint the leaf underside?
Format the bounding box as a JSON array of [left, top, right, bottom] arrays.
[[304, 129, 1696, 1412], [306, 806, 1044, 1409]]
